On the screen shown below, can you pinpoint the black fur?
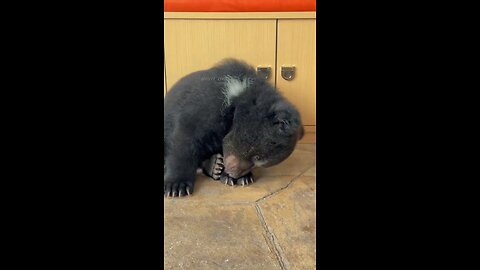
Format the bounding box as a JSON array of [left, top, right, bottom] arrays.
[[164, 59, 303, 197]]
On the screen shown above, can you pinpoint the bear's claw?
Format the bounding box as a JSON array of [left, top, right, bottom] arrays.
[[164, 182, 193, 198], [219, 172, 255, 187], [202, 153, 224, 180], [237, 173, 255, 186]]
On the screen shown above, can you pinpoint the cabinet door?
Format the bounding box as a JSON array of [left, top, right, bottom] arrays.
[[276, 19, 316, 127], [164, 19, 276, 89]]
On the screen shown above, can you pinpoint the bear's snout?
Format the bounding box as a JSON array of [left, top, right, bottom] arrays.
[[224, 154, 253, 179]]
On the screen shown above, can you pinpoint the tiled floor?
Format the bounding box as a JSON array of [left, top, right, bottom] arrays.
[[164, 144, 316, 270]]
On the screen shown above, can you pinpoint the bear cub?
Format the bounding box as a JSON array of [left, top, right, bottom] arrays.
[[164, 59, 304, 197]]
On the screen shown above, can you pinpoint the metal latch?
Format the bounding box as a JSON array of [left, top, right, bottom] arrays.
[[281, 66, 296, 81], [256, 66, 271, 80]]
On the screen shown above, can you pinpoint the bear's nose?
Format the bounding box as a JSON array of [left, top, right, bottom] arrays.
[[224, 154, 254, 178], [224, 155, 239, 172]]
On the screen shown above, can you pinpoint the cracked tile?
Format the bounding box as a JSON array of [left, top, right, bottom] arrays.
[[165, 174, 298, 204], [164, 204, 281, 270], [258, 176, 316, 270], [164, 144, 317, 269]]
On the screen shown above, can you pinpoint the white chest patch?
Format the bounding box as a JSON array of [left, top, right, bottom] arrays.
[[222, 76, 251, 106]]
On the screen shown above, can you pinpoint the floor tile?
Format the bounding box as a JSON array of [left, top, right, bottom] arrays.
[[251, 146, 315, 178], [166, 174, 299, 204], [164, 144, 317, 269], [294, 143, 316, 154], [303, 165, 316, 177], [164, 204, 281, 270], [165, 145, 315, 203], [258, 176, 316, 270]]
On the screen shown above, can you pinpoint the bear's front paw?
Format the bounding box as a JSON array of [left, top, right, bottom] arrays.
[[236, 172, 255, 186], [219, 172, 254, 186], [164, 181, 194, 198]]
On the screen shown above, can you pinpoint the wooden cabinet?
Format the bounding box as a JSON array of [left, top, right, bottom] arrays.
[[164, 19, 276, 87], [277, 19, 316, 127], [164, 12, 316, 141]]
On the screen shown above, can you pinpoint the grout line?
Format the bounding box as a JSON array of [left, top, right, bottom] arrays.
[[255, 162, 315, 203], [255, 204, 289, 270]]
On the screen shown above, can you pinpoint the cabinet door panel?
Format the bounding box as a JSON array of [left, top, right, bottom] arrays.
[[276, 19, 316, 126], [164, 19, 276, 89]]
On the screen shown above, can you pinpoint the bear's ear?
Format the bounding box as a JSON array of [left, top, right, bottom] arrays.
[[271, 102, 300, 136]]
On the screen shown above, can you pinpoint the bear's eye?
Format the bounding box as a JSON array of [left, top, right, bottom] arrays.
[[269, 141, 277, 145], [252, 155, 261, 161]]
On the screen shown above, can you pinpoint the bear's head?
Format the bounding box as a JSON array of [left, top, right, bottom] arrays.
[[222, 99, 304, 179]]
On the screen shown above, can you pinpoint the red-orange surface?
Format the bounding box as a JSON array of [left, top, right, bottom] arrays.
[[164, 0, 316, 12]]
